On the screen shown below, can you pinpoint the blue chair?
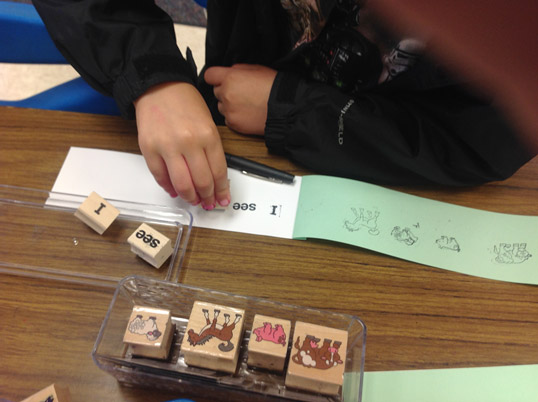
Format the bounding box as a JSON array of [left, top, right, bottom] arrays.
[[164, 399, 196, 402], [0, 0, 120, 115]]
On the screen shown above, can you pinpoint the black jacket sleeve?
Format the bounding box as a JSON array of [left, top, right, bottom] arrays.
[[265, 65, 533, 186], [33, 0, 197, 118]]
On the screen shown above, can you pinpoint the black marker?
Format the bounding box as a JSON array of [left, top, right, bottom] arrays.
[[225, 153, 295, 184]]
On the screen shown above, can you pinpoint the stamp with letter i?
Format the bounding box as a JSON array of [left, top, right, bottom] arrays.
[[123, 305, 175, 360], [247, 314, 291, 371], [20, 383, 71, 402], [285, 321, 347, 396], [180, 301, 245, 373], [74, 191, 119, 234], [127, 223, 173, 268]]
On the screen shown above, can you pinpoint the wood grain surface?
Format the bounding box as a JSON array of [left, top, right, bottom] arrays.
[[1, 107, 537, 402]]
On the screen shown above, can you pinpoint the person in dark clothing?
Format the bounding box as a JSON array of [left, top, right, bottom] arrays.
[[32, 0, 533, 209]]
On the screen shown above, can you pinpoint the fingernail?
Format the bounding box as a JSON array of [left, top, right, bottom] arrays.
[[219, 198, 230, 207], [202, 202, 215, 211], [191, 194, 201, 206]]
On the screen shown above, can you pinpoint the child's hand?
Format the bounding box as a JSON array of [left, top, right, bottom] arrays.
[[205, 64, 277, 135], [134, 82, 230, 210]]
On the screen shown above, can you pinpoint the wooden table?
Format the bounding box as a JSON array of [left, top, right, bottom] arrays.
[[1, 107, 537, 401]]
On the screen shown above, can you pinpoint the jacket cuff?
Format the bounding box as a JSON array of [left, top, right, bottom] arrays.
[[265, 71, 303, 154], [113, 50, 197, 119]]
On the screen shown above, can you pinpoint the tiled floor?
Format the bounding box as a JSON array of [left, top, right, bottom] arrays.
[[0, 23, 206, 101]]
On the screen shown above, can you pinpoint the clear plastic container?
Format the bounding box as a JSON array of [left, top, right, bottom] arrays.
[[0, 184, 192, 287], [92, 276, 366, 401], [0, 184, 366, 400]]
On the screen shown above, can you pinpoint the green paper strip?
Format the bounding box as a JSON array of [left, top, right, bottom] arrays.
[[293, 176, 538, 285], [359, 364, 538, 402]]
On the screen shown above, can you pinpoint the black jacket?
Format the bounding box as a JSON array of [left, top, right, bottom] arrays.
[[34, 0, 533, 186]]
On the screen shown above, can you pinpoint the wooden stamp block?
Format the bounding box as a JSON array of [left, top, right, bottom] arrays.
[[199, 203, 228, 211], [74, 191, 119, 234], [21, 383, 71, 402], [123, 305, 174, 360], [181, 301, 245, 373], [199, 180, 230, 211], [247, 314, 291, 371], [127, 223, 173, 268], [285, 321, 347, 396]]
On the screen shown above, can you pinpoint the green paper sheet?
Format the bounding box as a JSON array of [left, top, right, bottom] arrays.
[[293, 176, 538, 285], [359, 364, 538, 402]]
